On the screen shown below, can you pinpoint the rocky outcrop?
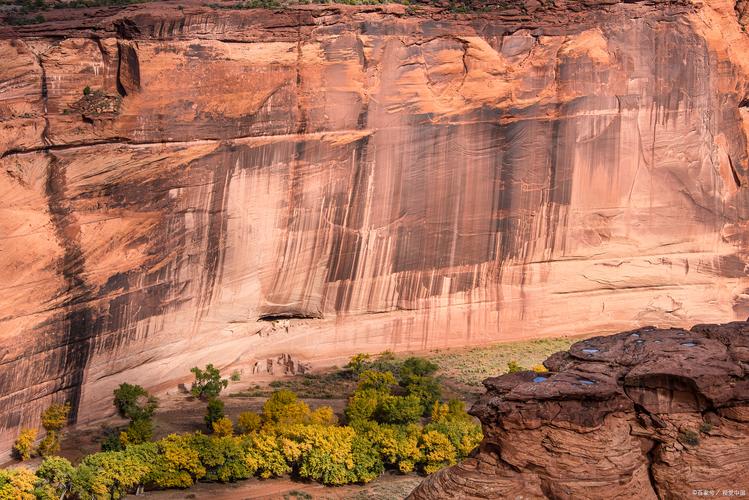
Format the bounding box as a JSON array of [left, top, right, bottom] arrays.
[[409, 320, 749, 499], [1, 0, 749, 455]]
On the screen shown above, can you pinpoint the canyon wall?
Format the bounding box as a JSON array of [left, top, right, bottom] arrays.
[[1, 0, 749, 454]]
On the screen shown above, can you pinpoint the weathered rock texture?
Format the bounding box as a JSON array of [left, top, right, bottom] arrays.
[[1, 0, 749, 454], [409, 320, 749, 499]]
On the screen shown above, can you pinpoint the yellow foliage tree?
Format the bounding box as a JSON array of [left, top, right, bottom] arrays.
[[212, 417, 234, 437], [13, 429, 37, 461]]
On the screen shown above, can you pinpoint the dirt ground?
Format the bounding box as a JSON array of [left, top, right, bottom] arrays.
[[142, 473, 422, 499]]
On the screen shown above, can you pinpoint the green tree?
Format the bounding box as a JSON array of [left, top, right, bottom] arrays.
[[36, 456, 74, 499], [376, 394, 423, 425], [190, 364, 228, 400], [205, 398, 225, 429], [113, 383, 158, 422], [120, 418, 154, 446]]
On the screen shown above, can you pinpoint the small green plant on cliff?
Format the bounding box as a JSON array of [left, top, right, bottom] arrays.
[[82, 85, 91, 96], [679, 429, 700, 447], [190, 364, 228, 400], [12, 428, 37, 461]]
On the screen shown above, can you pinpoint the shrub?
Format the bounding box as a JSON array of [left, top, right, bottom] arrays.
[[188, 433, 250, 482], [212, 417, 234, 437], [345, 388, 380, 425], [243, 431, 291, 478], [0, 467, 41, 499], [13, 428, 37, 461], [83, 86, 91, 96], [205, 398, 225, 429], [356, 370, 396, 392], [400, 357, 438, 378], [679, 429, 700, 447], [401, 374, 441, 416], [345, 353, 371, 376], [532, 364, 548, 373], [506, 360, 523, 373], [36, 456, 74, 498], [262, 390, 310, 425], [120, 418, 154, 446], [38, 431, 61, 457], [376, 394, 423, 425], [369, 423, 423, 473], [279, 424, 362, 485], [113, 383, 158, 422], [155, 434, 206, 487], [418, 430, 457, 474], [309, 406, 337, 426], [237, 411, 262, 434], [191, 364, 228, 400], [71, 451, 150, 499], [230, 370, 241, 382], [41, 402, 71, 432], [101, 427, 124, 451]]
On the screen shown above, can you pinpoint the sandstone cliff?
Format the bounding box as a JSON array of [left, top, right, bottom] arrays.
[[409, 320, 749, 499], [1, 0, 749, 455]]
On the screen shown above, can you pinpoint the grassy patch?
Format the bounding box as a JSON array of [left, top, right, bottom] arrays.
[[231, 371, 359, 400], [427, 337, 577, 388]]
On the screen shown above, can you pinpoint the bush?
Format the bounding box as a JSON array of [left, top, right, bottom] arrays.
[[191, 364, 228, 400], [0, 468, 42, 499], [262, 390, 310, 425], [243, 431, 291, 478], [37, 456, 74, 498], [309, 406, 337, 426], [13, 428, 37, 461], [419, 430, 457, 474], [532, 364, 548, 373], [121, 418, 154, 446], [368, 423, 423, 473], [401, 374, 441, 416], [41, 402, 71, 432], [237, 411, 262, 434], [205, 398, 225, 429], [345, 353, 371, 376], [376, 395, 423, 425], [506, 360, 523, 373], [38, 431, 61, 458], [83, 86, 91, 96], [345, 389, 380, 425], [230, 370, 241, 382], [356, 370, 396, 392], [212, 417, 234, 437], [113, 383, 158, 422]]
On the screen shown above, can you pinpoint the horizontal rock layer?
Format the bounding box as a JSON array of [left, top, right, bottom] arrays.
[[409, 320, 749, 499], [1, 0, 749, 454]]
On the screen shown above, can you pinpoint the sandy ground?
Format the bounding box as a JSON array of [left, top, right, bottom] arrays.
[[142, 473, 422, 499]]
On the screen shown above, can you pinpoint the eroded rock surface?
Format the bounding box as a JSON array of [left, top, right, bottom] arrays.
[[409, 321, 749, 499], [1, 1, 749, 454]]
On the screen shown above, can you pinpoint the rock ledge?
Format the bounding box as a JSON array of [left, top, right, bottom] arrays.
[[410, 321, 749, 499]]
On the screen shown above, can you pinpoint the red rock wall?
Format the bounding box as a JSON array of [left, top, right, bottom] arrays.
[[1, 0, 749, 454]]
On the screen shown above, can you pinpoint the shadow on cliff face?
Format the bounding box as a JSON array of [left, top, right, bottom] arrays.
[[408, 321, 749, 499]]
